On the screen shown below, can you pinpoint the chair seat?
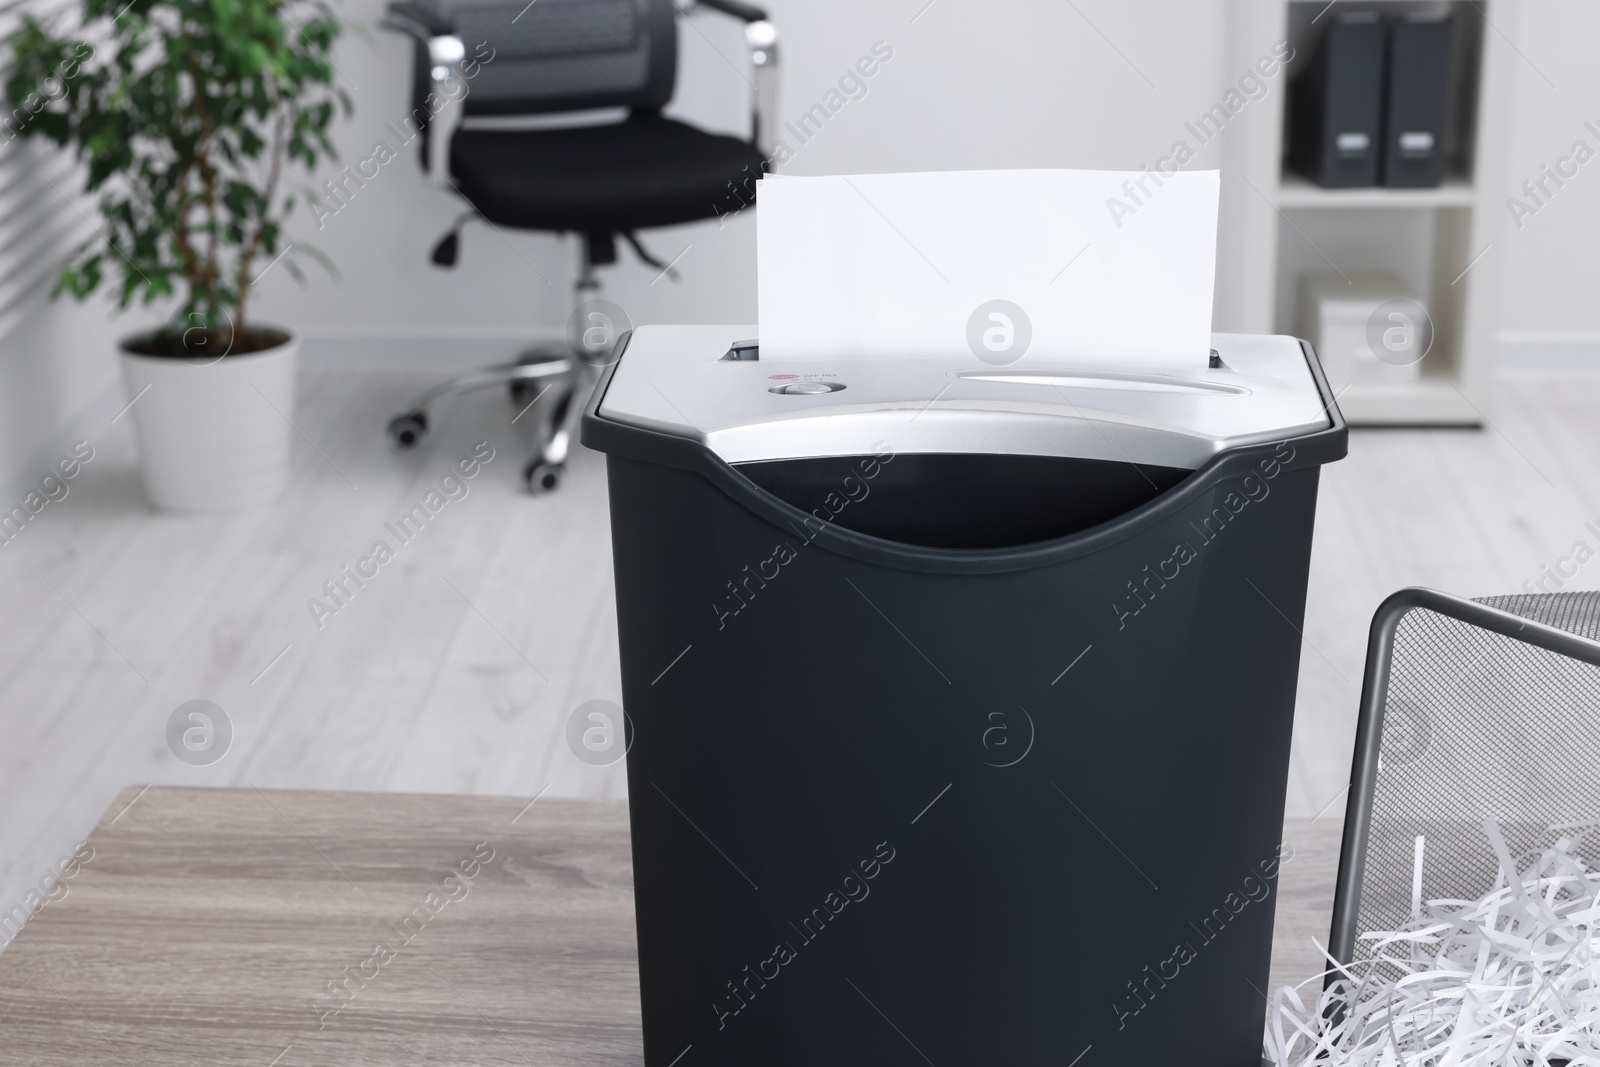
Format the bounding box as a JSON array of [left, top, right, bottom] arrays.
[[450, 114, 765, 233]]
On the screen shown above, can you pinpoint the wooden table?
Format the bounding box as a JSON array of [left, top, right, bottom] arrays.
[[0, 787, 1345, 1065]]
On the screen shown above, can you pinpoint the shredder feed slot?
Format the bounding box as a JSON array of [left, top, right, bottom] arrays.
[[738, 452, 1191, 550]]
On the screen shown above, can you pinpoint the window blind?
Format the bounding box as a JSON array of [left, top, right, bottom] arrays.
[[0, 0, 90, 340]]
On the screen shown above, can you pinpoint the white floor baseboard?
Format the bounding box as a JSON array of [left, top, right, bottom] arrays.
[[0, 330, 571, 500], [1498, 331, 1600, 375], [299, 329, 568, 373], [317, 329, 1600, 376]]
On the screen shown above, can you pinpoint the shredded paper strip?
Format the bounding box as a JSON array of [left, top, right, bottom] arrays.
[[1266, 820, 1600, 1067]]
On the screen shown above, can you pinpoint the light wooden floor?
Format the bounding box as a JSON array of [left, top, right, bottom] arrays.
[[2, 365, 1596, 940]]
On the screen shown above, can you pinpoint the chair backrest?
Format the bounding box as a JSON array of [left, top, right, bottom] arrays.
[[416, 0, 678, 117], [1329, 588, 1600, 967]]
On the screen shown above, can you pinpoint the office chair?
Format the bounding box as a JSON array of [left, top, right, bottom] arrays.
[[381, 0, 777, 492], [1328, 587, 1600, 969]]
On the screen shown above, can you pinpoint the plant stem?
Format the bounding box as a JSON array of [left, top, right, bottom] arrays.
[[235, 109, 287, 343], [190, 52, 223, 332]]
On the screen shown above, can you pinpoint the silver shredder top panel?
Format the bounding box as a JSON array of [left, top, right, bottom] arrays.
[[596, 325, 1331, 470]]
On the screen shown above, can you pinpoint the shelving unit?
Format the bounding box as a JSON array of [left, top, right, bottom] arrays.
[[1274, 174, 1477, 209], [1216, 0, 1517, 425]]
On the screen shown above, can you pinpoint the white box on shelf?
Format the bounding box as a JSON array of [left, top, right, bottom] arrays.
[[1298, 273, 1430, 389]]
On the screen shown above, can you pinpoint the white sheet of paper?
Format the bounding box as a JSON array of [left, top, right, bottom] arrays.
[[756, 169, 1219, 367]]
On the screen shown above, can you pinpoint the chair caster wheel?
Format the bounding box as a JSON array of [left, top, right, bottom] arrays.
[[388, 411, 428, 448], [510, 379, 538, 406], [524, 460, 564, 494]]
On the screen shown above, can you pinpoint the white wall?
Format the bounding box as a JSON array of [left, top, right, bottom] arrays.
[[248, 0, 1244, 349], [1493, 0, 1600, 368], [248, 0, 1600, 365]]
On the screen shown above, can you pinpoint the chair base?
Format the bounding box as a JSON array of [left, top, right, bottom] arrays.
[[387, 348, 598, 495], [392, 223, 630, 494]]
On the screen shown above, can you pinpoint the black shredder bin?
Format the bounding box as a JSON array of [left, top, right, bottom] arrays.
[[581, 326, 1347, 1066]]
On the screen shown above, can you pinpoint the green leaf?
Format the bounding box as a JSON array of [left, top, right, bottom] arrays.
[[5, 0, 348, 318]]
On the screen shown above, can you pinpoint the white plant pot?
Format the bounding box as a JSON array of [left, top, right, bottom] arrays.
[[118, 330, 299, 511]]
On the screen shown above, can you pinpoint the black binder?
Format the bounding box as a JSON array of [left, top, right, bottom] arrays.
[[1289, 11, 1386, 188], [1383, 13, 1455, 188]]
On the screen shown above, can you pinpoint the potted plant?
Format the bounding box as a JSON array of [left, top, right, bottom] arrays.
[[5, 0, 348, 510]]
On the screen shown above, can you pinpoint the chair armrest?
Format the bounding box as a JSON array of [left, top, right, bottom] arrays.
[[684, 0, 779, 159], [423, 36, 468, 188], [381, 0, 454, 39], [744, 20, 778, 158], [696, 0, 767, 21], [380, 2, 466, 189]]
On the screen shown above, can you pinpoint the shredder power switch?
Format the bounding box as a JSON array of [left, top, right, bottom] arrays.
[[770, 382, 846, 395]]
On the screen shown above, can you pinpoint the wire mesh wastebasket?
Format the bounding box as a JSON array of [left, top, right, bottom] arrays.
[[1330, 588, 1600, 967]]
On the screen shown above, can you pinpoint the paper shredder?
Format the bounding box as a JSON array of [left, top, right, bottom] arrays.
[[581, 327, 1347, 1066]]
